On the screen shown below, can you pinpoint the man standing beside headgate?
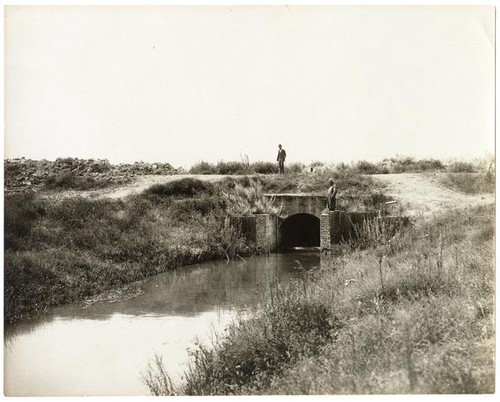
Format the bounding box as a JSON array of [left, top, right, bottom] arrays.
[[326, 178, 338, 211], [277, 144, 286, 174]]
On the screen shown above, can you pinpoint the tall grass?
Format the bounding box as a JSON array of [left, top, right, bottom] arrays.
[[190, 161, 251, 175], [268, 204, 495, 394], [250, 161, 278, 174], [438, 172, 495, 194], [222, 180, 279, 215], [143, 178, 215, 198], [144, 204, 494, 395]]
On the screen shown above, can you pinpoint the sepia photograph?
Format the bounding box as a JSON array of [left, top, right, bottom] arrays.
[[2, 2, 496, 397]]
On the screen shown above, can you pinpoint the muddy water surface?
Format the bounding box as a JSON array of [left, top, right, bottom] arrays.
[[4, 252, 320, 396]]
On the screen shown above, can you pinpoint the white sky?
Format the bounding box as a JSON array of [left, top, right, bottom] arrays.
[[3, 5, 495, 168]]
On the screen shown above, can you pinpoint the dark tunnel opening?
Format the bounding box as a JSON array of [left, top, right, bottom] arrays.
[[278, 213, 320, 250]]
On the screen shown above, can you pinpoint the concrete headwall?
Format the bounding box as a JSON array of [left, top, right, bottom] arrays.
[[256, 214, 278, 250], [264, 194, 325, 218], [231, 214, 277, 251]]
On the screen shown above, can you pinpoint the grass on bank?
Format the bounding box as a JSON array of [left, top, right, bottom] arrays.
[[43, 172, 113, 190], [144, 203, 495, 395], [438, 171, 495, 194]]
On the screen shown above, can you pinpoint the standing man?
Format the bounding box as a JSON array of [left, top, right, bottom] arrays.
[[326, 178, 338, 211], [277, 144, 286, 174]]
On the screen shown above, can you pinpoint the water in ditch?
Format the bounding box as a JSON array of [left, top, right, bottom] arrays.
[[4, 251, 320, 396]]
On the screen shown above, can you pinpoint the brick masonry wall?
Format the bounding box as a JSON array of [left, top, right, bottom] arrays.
[[320, 213, 331, 250]]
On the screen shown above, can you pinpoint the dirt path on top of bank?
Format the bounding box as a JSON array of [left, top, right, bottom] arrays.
[[40, 174, 249, 201], [371, 173, 494, 217]]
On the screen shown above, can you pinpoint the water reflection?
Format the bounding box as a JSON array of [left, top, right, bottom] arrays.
[[4, 252, 319, 396]]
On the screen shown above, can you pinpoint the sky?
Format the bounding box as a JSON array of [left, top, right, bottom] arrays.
[[3, 5, 495, 169]]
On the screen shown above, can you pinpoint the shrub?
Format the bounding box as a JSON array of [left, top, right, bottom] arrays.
[[189, 161, 217, 174], [334, 162, 350, 172], [44, 172, 110, 190], [439, 173, 494, 194], [4, 162, 23, 175], [415, 159, 445, 171], [309, 161, 325, 169], [44, 173, 78, 189], [143, 178, 215, 198], [89, 159, 112, 173], [47, 197, 119, 229], [215, 161, 249, 175], [393, 156, 416, 171], [168, 197, 221, 218], [204, 216, 248, 260], [222, 180, 279, 215], [366, 191, 393, 210], [218, 176, 253, 190], [447, 161, 477, 173], [55, 157, 78, 166], [250, 161, 278, 174], [287, 162, 305, 174], [356, 160, 378, 174], [4, 252, 64, 322], [4, 192, 45, 250]]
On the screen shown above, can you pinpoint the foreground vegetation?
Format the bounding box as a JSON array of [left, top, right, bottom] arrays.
[[4, 172, 389, 324], [145, 202, 495, 395]]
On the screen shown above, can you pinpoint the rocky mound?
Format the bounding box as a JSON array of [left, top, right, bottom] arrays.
[[4, 158, 181, 192]]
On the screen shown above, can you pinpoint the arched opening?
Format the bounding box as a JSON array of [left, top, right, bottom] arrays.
[[278, 213, 320, 250]]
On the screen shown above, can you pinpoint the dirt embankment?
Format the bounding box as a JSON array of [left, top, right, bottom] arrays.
[[372, 173, 494, 217]]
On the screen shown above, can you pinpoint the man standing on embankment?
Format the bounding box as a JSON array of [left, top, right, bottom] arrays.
[[277, 144, 286, 174]]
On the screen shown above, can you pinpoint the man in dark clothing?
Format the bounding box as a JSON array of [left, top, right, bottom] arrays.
[[277, 144, 286, 174], [326, 178, 338, 211]]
